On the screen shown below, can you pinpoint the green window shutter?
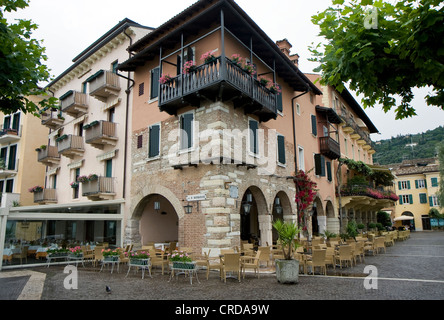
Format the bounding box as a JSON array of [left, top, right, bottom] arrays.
[[180, 113, 194, 150], [326, 161, 332, 182], [277, 135, 286, 164], [415, 180, 419, 189], [149, 125, 160, 158], [429, 196, 434, 206], [408, 194, 413, 204], [398, 181, 402, 190], [249, 120, 259, 154], [12, 113, 20, 131], [399, 196, 403, 205], [311, 115, 317, 136], [276, 92, 283, 113], [150, 67, 160, 99], [8, 145, 17, 170], [419, 193, 427, 204], [314, 154, 325, 177], [431, 178, 438, 187], [407, 181, 411, 189]]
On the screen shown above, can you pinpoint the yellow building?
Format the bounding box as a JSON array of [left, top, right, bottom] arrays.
[[388, 158, 443, 231], [0, 96, 48, 207]]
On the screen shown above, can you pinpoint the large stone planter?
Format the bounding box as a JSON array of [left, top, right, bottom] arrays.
[[275, 259, 300, 284]]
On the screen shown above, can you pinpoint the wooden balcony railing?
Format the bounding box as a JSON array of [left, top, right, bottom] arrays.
[[60, 91, 88, 117], [319, 136, 341, 160], [159, 57, 277, 121], [82, 176, 115, 200], [57, 134, 84, 158], [88, 70, 121, 102], [34, 188, 57, 204], [37, 145, 60, 165], [84, 121, 117, 149]]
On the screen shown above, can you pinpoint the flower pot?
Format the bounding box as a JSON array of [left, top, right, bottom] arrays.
[[275, 259, 300, 284], [130, 258, 149, 266], [104, 256, 119, 262], [172, 261, 195, 269]]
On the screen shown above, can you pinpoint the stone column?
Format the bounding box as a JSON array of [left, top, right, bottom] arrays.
[[124, 219, 142, 249], [258, 214, 272, 247]]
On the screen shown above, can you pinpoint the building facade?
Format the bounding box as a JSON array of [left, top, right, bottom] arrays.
[[386, 158, 443, 230], [2, 19, 153, 254]]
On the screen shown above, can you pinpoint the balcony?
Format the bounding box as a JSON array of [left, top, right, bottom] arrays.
[[82, 176, 115, 201], [0, 126, 21, 144], [34, 189, 57, 205], [41, 109, 64, 130], [87, 70, 121, 102], [57, 134, 84, 158], [36, 145, 60, 166], [84, 121, 118, 150], [159, 57, 278, 122], [60, 91, 88, 118], [319, 136, 341, 160]]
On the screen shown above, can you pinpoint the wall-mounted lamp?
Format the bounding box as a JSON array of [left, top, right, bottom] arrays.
[[274, 197, 283, 215], [184, 203, 193, 214], [154, 201, 161, 213]]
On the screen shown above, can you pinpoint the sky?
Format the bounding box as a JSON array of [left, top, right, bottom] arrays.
[[5, 0, 443, 141]]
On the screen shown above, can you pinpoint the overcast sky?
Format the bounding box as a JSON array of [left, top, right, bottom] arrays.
[[5, 0, 443, 141]]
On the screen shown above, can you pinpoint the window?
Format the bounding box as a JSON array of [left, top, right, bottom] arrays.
[[137, 135, 143, 149], [73, 168, 80, 199], [399, 194, 413, 205], [52, 174, 57, 189], [5, 179, 13, 193], [277, 134, 286, 165], [150, 67, 160, 100], [77, 122, 84, 137], [398, 181, 411, 190], [249, 119, 259, 155], [314, 154, 326, 177], [419, 193, 427, 204], [429, 195, 439, 207], [180, 112, 194, 151], [7, 144, 17, 170], [108, 107, 115, 123], [276, 91, 283, 113], [298, 146, 305, 171], [311, 115, 317, 136], [296, 103, 300, 115], [344, 138, 348, 156], [415, 179, 426, 189], [148, 124, 161, 158], [82, 82, 87, 94], [431, 177, 438, 187], [177, 47, 195, 74], [105, 159, 112, 178], [111, 60, 118, 74]]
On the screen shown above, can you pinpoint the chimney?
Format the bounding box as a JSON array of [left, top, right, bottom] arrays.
[[276, 38, 299, 68]]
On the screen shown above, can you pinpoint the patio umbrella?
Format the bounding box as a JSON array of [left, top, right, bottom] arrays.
[[393, 216, 414, 221]]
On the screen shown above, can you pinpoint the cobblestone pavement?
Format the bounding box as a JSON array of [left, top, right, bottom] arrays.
[[1, 231, 444, 302]]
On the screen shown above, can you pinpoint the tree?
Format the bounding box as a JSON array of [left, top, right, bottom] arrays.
[[310, 0, 444, 120], [0, 0, 57, 115], [438, 142, 444, 210]]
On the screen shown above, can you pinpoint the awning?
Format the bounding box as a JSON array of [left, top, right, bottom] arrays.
[[393, 216, 415, 221]]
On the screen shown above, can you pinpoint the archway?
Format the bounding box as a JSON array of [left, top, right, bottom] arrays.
[[401, 211, 415, 230], [271, 191, 293, 243], [311, 197, 325, 236], [240, 186, 268, 246]]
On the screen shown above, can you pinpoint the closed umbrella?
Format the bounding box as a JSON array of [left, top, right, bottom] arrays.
[[393, 216, 414, 221]]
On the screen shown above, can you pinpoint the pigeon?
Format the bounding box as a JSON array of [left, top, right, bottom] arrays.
[[106, 285, 111, 294]]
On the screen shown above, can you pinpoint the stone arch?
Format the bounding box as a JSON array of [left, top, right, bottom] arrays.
[[271, 191, 295, 243]]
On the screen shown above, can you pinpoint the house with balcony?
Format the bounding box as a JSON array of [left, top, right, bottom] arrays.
[[116, 0, 354, 255], [2, 18, 153, 260]]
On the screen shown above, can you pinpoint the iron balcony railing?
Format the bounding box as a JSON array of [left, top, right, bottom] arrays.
[[159, 56, 277, 117]]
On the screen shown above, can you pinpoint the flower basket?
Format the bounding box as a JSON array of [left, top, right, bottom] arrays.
[[77, 175, 89, 183], [47, 248, 69, 257], [130, 258, 150, 266], [159, 74, 172, 84], [104, 256, 119, 262], [102, 248, 121, 261], [69, 246, 83, 258], [28, 186, 44, 193], [201, 50, 216, 64], [70, 182, 79, 189], [183, 61, 197, 75]]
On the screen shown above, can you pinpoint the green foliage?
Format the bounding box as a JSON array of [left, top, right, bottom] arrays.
[[310, 0, 444, 120], [438, 142, 444, 209], [377, 210, 391, 227], [0, 0, 57, 115], [429, 208, 444, 219], [346, 220, 358, 239], [321, 230, 338, 239], [373, 126, 444, 165], [272, 219, 302, 260]]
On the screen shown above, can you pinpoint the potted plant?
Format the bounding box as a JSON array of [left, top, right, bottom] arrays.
[[77, 175, 89, 183], [102, 248, 121, 262], [272, 219, 302, 284], [69, 246, 83, 258], [243, 62, 256, 76], [126, 250, 150, 266], [357, 223, 365, 233], [70, 181, 79, 189], [168, 250, 195, 269], [183, 60, 196, 75], [87, 174, 98, 181], [28, 186, 43, 193], [159, 74, 172, 84], [201, 50, 216, 64], [231, 54, 243, 68]]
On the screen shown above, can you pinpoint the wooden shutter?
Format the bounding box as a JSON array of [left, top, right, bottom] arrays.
[[398, 181, 402, 190], [7, 145, 17, 170], [277, 135, 286, 164], [105, 159, 112, 178], [408, 194, 413, 204], [311, 115, 317, 136], [150, 67, 160, 99], [415, 180, 419, 189], [249, 120, 258, 154], [407, 180, 411, 189], [12, 113, 20, 131], [149, 125, 160, 158], [326, 161, 332, 182], [314, 154, 325, 176], [399, 196, 403, 205]]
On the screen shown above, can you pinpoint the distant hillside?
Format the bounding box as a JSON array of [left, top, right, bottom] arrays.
[[372, 126, 444, 165]]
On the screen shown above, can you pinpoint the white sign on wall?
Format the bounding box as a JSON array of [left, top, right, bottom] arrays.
[[186, 194, 207, 202]]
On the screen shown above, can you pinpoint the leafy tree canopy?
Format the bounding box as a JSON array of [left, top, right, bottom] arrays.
[[310, 0, 444, 119], [0, 0, 57, 116]]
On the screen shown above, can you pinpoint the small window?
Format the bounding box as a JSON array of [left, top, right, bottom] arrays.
[[105, 159, 112, 178], [398, 181, 411, 190], [429, 195, 439, 207], [73, 168, 80, 199], [148, 124, 161, 158], [415, 179, 426, 189], [431, 177, 438, 187], [326, 161, 332, 182], [5, 179, 13, 193], [311, 115, 317, 136], [180, 112, 194, 151], [276, 92, 283, 113], [139, 83, 145, 96], [298, 146, 305, 172], [419, 193, 427, 204], [296, 103, 300, 115], [111, 60, 119, 74], [399, 194, 413, 205], [137, 135, 143, 149], [314, 154, 326, 177]]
